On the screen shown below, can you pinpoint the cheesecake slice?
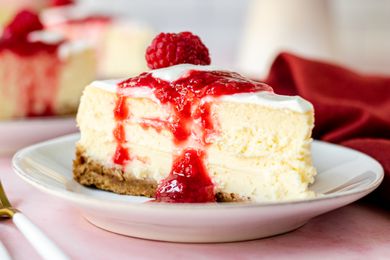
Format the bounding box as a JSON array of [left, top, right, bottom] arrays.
[[0, 10, 96, 119], [42, 4, 153, 77], [74, 63, 316, 203]]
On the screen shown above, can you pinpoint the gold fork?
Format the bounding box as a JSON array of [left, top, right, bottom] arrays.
[[0, 181, 69, 260]]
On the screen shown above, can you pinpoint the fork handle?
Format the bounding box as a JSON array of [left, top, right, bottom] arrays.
[[0, 240, 11, 260], [12, 212, 69, 260]]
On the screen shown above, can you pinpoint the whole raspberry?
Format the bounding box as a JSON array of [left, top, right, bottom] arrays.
[[146, 32, 211, 69], [2, 10, 44, 40]]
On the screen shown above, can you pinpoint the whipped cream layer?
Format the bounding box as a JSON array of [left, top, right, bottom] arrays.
[[92, 64, 313, 113], [42, 4, 111, 25], [27, 30, 92, 60]]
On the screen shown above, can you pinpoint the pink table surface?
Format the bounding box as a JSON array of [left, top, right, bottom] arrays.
[[1, 156, 389, 260]]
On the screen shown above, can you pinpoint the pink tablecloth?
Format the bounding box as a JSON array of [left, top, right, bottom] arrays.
[[1, 156, 389, 260]]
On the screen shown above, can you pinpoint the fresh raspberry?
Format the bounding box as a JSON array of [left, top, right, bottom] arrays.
[[146, 32, 211, 69], [50, 0, 75, 7], [2, 10, 44, 40]]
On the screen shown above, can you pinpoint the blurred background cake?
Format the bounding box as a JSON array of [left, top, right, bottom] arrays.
[[0, 0, 388, 134], [0, 9, 95, 119], [42, 2, 154, 78], [2, 0, 389, 78]]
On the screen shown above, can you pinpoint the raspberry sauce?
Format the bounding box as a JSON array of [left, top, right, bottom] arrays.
[[50, 0, 74, 7], [112, 95, 130, 165], [0, 39, 61, 56], [155, 149, 214, 203], [115, 68, 272, 202], [0, 10, 61, 56], [119, 70, 272, 144], [64, 16, 111, 25]]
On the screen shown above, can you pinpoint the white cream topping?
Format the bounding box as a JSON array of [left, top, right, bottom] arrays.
[[42, 4, 110, 26], [28, 30, 64, 44], [91, 64, 313, 113], [151, 64, 219, 81], [58, 41, 92, 61], [220, 92, 312, 113], [27, 30, 92, 61]]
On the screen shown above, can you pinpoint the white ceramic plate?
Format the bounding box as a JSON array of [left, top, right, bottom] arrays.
[[0, 116, 77, 155], [12, 134, 383, 243]]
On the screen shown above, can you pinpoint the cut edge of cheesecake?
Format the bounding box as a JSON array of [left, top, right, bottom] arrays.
[[73, 146, 248, 202]]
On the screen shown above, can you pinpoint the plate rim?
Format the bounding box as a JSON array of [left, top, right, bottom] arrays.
[[12, 133, 384, 211]]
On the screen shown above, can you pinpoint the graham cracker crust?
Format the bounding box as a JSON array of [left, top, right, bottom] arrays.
[[73, 147, 157, 197], [73, 146, 247, 202]]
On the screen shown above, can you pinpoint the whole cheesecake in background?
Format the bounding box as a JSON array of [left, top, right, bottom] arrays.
[[41, 3, 154, 78], [0, 10, 96, 119], [73, 32, 316, 203]]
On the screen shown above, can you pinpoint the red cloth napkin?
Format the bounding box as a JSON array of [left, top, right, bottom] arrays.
[[265, 52, 390, 206]]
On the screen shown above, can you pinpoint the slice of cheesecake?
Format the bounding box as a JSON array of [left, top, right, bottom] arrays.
[[0, 10, 96, 119], [74, 63, 316, 203], [42, 4, 153, 78]]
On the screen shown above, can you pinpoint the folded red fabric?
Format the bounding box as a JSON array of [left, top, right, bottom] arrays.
[[265, 52, 390, 206]]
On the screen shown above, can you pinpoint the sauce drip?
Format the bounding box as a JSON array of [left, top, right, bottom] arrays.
[[155, 149, 214, 203], [112, 95, 130, 165], [115, 68, 272, 202]]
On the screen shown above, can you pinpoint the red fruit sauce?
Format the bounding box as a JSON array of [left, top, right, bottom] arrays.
[[0, 10, 61, 56], [114, 69, 272, 202], [112, 96, 130, 165], [50, 0, 75, 7], [64, 16, 111, 25], [0, 39, 61, 56], [2, 10, 44, 41], [155, 149, 214, 203]]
